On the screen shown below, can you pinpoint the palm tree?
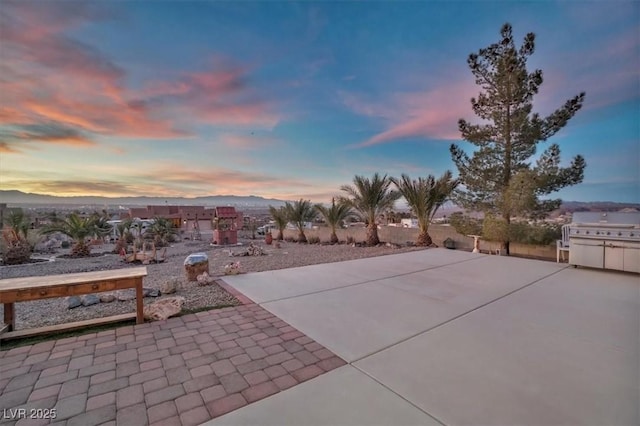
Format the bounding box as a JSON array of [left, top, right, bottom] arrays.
[[4, 210, 30, 240], [2, 209, 33, 265], [145, 217, 177, 247], [284, 199, 317, 243], [269, 206, 288, 241], [315, 198, 353, 244], [40, 213, 101, 257], [341, 173, 400, 246], [391, 171, 459, 246], [89, 212, 113, 242]]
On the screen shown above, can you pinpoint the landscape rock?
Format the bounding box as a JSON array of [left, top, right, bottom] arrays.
[[184, 252, 209, 281], [143, 287, 160, 297], [117, 291, 135, 302], [82, 294, 100, 306], [160, 279, 179, 294], [196, 271, 212, 286], [100, 294, 116, 303], [224, 261, 241, 275], [144, 296, 185, 321], [67, 296, 82, 309], [232, 242, 265, 257]]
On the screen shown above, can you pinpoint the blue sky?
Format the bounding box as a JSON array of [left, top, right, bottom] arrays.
[[1, 1, 638, 203]]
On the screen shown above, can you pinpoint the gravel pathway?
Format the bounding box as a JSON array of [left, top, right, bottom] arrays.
[[1, 239, 424, 330]]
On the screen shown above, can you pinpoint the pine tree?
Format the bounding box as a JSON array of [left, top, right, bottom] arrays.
[[450, 23, 586, 255]]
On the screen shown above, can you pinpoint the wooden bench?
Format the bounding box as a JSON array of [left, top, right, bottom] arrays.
[[0, 267, 147, 340]]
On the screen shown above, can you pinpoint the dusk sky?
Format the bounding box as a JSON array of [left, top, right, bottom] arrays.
[[1, 1, 638, 204]]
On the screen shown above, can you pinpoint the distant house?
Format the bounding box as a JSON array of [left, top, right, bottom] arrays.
[[401, 218, 419, 228], [123, 205, 242, 241]]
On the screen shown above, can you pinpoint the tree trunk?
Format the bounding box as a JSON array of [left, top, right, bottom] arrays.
[[297, 231, 307, 243], [330, 232, 339, 244], [416, 231, 433, 247], [366, 224, 379, 246], [276, 230, 283, 241], [501, 213, 511, 255], [72, 241, 91, 257]]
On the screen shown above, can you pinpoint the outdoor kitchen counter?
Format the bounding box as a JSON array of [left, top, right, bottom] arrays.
[[568, 212, 640, 273]]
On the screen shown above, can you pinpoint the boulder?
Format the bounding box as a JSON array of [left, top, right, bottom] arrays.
[[184, 252, 209, 281], [67, 296, 82, 309], [82, 294, 100, 306], [144, 296, 185, 321], [160, 279, 179, 295], [100, 294, 116, 303], [143, 287, 160, 297]]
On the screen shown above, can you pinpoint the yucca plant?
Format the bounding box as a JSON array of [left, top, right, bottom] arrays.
[[41, 213, 101, 257], [341, 173, 400, 246], [269, 206, 289, 241], [284, 199, 317, 243], [391, 171, 459, 246], [315, 198, 353, 244]]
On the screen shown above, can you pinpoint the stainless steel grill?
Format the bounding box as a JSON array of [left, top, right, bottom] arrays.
[[569, 212, 640, 273]]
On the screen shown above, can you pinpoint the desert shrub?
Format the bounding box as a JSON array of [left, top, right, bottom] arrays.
[[482, 216, 561, 246], [1, 229, 31, 265], [308, 236, 320, 244], [482, 214, 510, 243], [509, 221, 561, 245], [449, 212, 482, 236]]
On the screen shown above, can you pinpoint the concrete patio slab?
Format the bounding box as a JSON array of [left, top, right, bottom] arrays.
[[263, 281, 458, 362], [259, 252, 566, 362], [203, 365, 439, 426], [215, 250, 639, 425], [221, 249, 480, 303], [355, 267, 640, 426], [376, 254, 567, 310]]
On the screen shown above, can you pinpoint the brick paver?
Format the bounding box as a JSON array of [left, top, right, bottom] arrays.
[[0, 300, 346, 424]]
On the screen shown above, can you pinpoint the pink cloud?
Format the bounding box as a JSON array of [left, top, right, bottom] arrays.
[[0, 2, 280, 154], [0, 143, 20, 154], [0, 3, 188, 152], [141, 68, 281, 129], [346, 78, 477, 148]]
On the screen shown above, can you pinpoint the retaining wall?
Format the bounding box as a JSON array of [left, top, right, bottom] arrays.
[[281, 225, 557, 261]]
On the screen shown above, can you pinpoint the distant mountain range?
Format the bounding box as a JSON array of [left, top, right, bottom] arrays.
[[0, 190, 288, 207], [1, 190, 638, 212]]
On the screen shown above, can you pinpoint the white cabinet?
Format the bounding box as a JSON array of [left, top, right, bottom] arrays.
[[572, 238, 640, 273], [570, 238, 604, 269], [604, 241, 624, 271], [622, 243, 640, 273]]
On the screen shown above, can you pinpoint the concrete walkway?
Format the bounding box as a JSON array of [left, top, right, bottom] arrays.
[[208, 249, 640, 425]]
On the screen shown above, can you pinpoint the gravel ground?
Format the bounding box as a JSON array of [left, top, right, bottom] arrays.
[[1, 238, 424, 330]]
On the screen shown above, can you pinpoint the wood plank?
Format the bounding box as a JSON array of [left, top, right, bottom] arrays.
[[0, 267, 147, 291], [3, 303, 14, 332], [0, 313, 137, 341]]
